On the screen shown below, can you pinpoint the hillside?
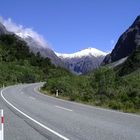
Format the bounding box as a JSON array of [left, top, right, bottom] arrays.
[[117, 45, 140, 76], [0, 34, 70, 86], [42, 45, 140, 113], [0, 21, 65, 67], [42, 64, 140, 113]]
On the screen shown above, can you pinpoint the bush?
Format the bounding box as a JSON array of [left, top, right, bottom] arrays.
[[109, 101, 123, 110], [42, 67, 140, 113]]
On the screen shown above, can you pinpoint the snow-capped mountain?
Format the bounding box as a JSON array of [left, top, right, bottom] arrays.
[[56, 48, 107, 58], [0, 18, 107, 74], [56, 48, 107, 74]]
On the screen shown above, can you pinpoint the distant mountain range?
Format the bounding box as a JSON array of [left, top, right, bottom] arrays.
[[1, 15, 140, 74], [56, 48, 107, 74], [0, 22, 64, 67], [0, 21, 107, 74]]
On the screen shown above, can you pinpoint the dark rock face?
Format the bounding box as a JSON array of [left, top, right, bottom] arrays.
[[102, 15, 140, 65], [61, 55, 105, 74], [0, 23, 8, 35]]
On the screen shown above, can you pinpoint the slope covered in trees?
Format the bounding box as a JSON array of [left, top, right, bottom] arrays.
[[0, 34, 70, 86]]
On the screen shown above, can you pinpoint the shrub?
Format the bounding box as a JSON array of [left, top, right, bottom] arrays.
[[108, 101, 123, 110]]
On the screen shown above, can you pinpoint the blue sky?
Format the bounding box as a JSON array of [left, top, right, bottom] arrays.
[[0, 0, 140, 53]]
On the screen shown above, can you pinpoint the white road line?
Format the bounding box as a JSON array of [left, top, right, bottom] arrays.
[[29, 96, 36, 100], [55, 106, 73, 112], [0, 87, 69, 140], [34, 87, 73, 112]]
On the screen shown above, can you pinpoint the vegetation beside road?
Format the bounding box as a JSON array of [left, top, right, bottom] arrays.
[[42, 46, 140, 113], [42, 67, 140, 113], [0, 34, 69, 86]]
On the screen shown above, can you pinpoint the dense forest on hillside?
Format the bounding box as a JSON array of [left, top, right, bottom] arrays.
[[42, 46, 140, 113], [0, 34, 70, 86]]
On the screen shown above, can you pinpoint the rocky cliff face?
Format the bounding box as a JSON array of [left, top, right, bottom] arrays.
[[62, 55, 105, 74], [0, 23, 9, 35], [102, 15, 140, 65]]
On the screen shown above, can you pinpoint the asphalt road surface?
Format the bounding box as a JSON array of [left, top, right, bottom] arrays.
[[0, 83, 140, 140]]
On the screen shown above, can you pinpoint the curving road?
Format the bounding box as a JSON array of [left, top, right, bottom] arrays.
[[0, 83, 140, 140]]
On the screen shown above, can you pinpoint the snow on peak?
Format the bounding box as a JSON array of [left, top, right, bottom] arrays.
[[16, 32, 31, 39], [56, 47, 107, 58], [0, 17, 48, 47]]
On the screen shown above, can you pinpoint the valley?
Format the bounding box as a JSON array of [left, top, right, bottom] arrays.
[[0, 1, 140, 139], [0, 15, 140, 113]]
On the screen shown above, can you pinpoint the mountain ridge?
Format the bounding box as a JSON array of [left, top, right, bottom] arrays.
[[56, 48, 107, 58], [0, 19, 108, 74]]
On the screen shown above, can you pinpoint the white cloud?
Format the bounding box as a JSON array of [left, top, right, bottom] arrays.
[[0, 16, 48, 48]]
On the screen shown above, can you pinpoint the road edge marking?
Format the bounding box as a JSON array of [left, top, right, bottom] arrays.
[[0, 86, 69, 140]]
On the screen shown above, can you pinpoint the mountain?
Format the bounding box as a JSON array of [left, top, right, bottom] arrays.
[[16, 33, 64, 66], [0, 21, 107, 73], [56, 48, 107, 74], [102, 15, 140, 65], [0, 23, 9, 35], [0, 22, 64, 67]]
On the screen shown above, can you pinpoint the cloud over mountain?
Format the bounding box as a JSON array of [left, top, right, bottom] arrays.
[[0, 16, 48, 48]]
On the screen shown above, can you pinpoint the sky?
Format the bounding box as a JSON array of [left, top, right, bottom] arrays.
[[0, 0, 140, 53]]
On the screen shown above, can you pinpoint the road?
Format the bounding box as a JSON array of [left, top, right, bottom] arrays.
[[0, 83, 140, 140]]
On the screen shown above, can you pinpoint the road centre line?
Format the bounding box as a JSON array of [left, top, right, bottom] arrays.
[[55, 106, 73, 112]]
